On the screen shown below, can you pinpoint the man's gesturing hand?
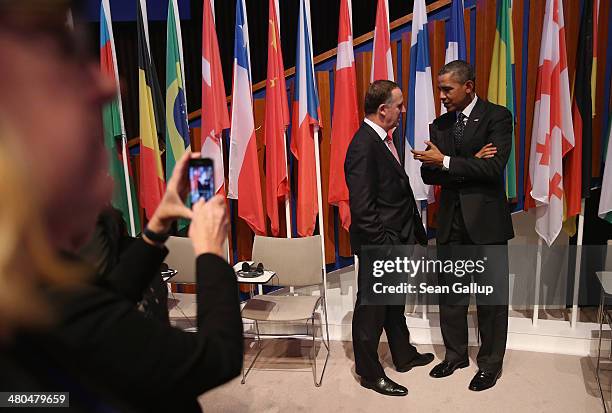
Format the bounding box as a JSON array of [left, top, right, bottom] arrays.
[[411, 141, 445, 166]]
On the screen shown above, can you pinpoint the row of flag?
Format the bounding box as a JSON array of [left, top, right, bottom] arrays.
[[525, 0, 611, 245], [100, 0, 611, 248]]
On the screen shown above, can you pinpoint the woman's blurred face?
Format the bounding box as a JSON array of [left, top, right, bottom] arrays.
[[0, 23, 115, 252]]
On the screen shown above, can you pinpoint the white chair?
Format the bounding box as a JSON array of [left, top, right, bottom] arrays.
[[240, 235, 330, 386], [164, 236, 197, 328]]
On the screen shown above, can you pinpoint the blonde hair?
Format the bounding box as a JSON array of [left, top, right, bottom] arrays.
[[0, 126, 83, 338]]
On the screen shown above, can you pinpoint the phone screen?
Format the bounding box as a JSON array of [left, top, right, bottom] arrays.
[[189, 160, 214, 204]]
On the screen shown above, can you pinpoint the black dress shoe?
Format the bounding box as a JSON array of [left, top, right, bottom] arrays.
[[468, 369, 502, 391], [396, 352, 435, 372], [360, 376, 408, 396], [429, 359, 469, 378]]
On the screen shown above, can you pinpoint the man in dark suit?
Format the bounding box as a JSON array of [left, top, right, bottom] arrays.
[[412, 60, 513, 391], [345, 80, 433, 397]]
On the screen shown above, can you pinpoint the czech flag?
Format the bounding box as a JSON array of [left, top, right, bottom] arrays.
[[290, 0, 321, 237]]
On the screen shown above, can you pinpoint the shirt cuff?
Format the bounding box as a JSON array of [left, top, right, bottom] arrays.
[[442, 156, 451, 170]]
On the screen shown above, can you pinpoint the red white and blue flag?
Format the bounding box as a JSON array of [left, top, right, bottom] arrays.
[[228, 0, 266, 235], [290, 0, 321, 237]]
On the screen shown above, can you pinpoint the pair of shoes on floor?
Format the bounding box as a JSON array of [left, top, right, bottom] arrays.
[[396, 352, 435, 372], [360, 376, 408, 396], [430, 359, 501, 391]]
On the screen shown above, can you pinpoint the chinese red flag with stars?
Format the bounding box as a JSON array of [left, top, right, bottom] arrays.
[[264, 0, 290, 236], [526, 0, 574, 246]]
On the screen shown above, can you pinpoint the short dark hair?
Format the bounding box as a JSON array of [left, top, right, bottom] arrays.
[[438, 60, 475, 84], [364, 80, 400, 115]]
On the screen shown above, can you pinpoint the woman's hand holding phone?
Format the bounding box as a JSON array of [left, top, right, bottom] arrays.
[[188, 195, 228, 258], [147, 151, 197, 234]]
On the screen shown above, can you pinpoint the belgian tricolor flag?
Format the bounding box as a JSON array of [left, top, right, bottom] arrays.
[[137, 0, 165, 220]]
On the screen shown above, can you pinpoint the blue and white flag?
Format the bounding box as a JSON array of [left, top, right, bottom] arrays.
[[441, 0, 467, 114], [445, 0, 467, 63], [404, 0, 435, 201]]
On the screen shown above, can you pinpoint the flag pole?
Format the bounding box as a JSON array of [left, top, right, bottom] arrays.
[[570, 199, 585, 328], [283, 131, 292, 238], [120, 139, 137, 237], [533, 237, 543, 326], [217, 134, 231, 262], [107, 0, 137, 237], [418, 202, 428, 321], [313, 127, 328, 306]]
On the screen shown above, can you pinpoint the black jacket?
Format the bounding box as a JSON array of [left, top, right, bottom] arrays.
[[421, 98, 515, 244], [2, 238, 243, 412], [345, 122, 427, 254]]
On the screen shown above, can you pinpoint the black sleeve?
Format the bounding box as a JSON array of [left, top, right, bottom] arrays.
[[421, 163, 459, 186], [99, 237, 168, 304], [345, 139, 389, 245], [447, 108, 513, 183], [47, 253, 242, 405]]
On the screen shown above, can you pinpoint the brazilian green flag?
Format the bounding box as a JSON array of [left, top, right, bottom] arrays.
[[166, 0, 191, 230]]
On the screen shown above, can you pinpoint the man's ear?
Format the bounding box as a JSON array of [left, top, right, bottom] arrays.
[[465, 80, 474, 95], [378, 104, 386, 118]]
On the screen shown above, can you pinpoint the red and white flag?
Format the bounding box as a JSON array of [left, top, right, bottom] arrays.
[[328, 0, 359, 231], [371, 0, 394, 82], [228, 0, 266, 235], [526, 0, 574, 246], [264, 0, 290, 236], [201, 0, 229, 195]]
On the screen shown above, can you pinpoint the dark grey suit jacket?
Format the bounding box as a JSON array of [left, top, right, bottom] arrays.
[[345, 122, 427, 254]]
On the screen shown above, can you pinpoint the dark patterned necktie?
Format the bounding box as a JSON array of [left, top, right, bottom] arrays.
[[454, 112, 466, 149]]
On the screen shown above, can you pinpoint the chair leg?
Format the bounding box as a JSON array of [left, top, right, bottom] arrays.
[[242, 320, 264, 384], [312, 297, 330, 387], [596, 290, 609, 413], [311, 317, 318, 386], [322, 296, 330, 351]]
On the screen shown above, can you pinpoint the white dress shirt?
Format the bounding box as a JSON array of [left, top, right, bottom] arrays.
[[364, 118, 398, 159], [364, 117, 388, 141]]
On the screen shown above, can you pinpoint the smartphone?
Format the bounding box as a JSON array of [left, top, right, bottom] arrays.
[[188, 158, 215, 204]]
